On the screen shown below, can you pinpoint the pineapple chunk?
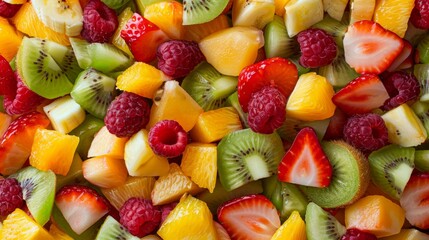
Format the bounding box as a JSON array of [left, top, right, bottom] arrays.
[[271, 211, 306, 240], [143, 1, 184, 39], [349, 0, 376, 24], [323, 0, 348, 21], [380, 229, 429, 240], [274, 0, 291, 16], [284, 0, 324, 37], [43, 95, 86, 134], [232, 0, 275, 29], [1, 209, 54, 240], [87, 126, 128, 159], [82, 156, 128, 188]]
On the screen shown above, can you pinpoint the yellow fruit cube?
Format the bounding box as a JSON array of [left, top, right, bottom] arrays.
[[157, 195, 218, 240], [43, 95, 86, 134], [275, 0, 290, 16], [183, 14, 230, 42], [380, 229, 429, 240], [190, 107, 242, 143], [144, 0, 184, 39], [87, 126, 128, 159], [82, 156, 128, 188], [0, 209, 54, 240], [271, 211, 306, 240], [284, 0, 324, 37], [373, 0, 414, 38], [30, 129, 79, 176], [181, 143, 217, 193], [0, 17, 23, 61]]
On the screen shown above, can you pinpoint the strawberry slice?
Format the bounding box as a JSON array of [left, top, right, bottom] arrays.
[[387, 40, 413, 72], [121, 13, 169, 63], [0, 111, 50, 175], [343, 20, 404, 74], [55, 184, 110, 235], [217, 194, 280, 240], [0, 54, 16, 97], [400, 171, 429, 229], [278, 127, 332, 187], [237, 57, 298, 112], [332, 74, 390, 115]]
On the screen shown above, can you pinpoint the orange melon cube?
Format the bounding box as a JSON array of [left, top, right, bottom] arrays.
[[345, 195, 405, 238], [190, 107, 242, 143], [0, 112, 12, 137], [0, 17, 23, 61], [144, 1, 185, 40], [82, 156, 128, 188], [87, 126, 128, 159], [183, 14, 230, 42], [30, 129, 79, 176]]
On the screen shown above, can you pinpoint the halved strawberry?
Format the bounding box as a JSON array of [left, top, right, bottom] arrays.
[[343, 20, 404, 74], [0, 111, 50, 175], [387, 40, 413, 72], [278, 127, 332, 187], [0, 54, 16, 97], [400, 171, 429, 229], [332, 74, 390, 115], [237, 57, 298, 112], [55, 184, 110, 235], [121, 13, 169, 63], [217, 194, 280, 240]]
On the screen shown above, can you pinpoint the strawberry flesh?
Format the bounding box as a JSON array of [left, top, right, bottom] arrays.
[[0, 55, 16, 97]]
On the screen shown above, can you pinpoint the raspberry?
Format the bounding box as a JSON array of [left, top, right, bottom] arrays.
[[157, 40, 205, 79], [119, 197, 161, 238], [0, 178, 24, 216], [343, 113, 389, 153], [160, 201, 177, 223], [247, 86, 286, 134], [297, 28, 337, 68], [3, 73, 45, 115], [341, 228, 377, 240], [81, 0, 118, 43], [104, 92, 150, 138], [0, 0, 21, 18], [0, 55, 16, 97], [148, 120, 188, 158], [382, 71, 420, 111], [411, 0, 429, 29]]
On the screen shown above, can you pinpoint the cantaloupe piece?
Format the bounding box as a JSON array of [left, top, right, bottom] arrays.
[[82, 156, 128, 188], [87, 126, 128, 159]]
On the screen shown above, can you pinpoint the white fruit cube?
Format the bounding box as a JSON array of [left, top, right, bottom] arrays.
[[284, 0, 324, 37], [43, 95, 85, 134]]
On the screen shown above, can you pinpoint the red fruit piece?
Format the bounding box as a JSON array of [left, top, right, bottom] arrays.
[[382, 71, 420, 111], [148, 120, 188, 158], [121, 13, 169, 63], [278, 127, 332, 187], [119, 197, 161, 237], [323, 108, 348, 141], [297, 28, 337, 68], [238, 57, 298, 112], [343, 20, 404, 74], [341, 228, 377, 240], [0, 54, 16, 97], [411, 0, 429, 29], [55, 184, 110, 235], [387, 40, 413, 72], [0, 111, 50, 175], [0, 0, 21, 18], [81, 0, 118, 43], [332, 74, 390, 115], [0, 178, 24, 216], [217, 194, 280, 240], [160, 201, 177, 223], [400, 171, 429, 229]]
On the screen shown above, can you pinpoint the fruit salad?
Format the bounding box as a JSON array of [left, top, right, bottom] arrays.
[[1, 0, 429, 239]]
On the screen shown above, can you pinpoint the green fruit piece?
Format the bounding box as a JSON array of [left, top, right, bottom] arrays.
[[305, 202, 346, 240], [264, 15, 298, 59], [276, 117, 330, 142], [217, 128, 285, 191], [411, 100, 429, 137], [134, 0, 164, 14], [300, 140, 370, 208], [111, 7, 133, 57], [182, 0, 230, 25], [226, 91, 248, 128], [368, 144, 415, 200], [414, 150, 429, 172], [414, 64, 429, 102], [70, 114, 105, 159], [182, 61, 237, 111], [311, 14, 347, 48], [417, 33, 429, 64], [56, 154, 85, 190], [95, 216, 139, 240], [289, 55, 310, 76], [318, 52, 359, 89], [101, 0, 130, 9], [10, 166, 56, 226]]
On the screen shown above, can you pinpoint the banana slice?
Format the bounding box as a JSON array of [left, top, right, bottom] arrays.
[[31, 0, 83, 36], [284, 0, 324, 37], [232, 0, 275, 29]]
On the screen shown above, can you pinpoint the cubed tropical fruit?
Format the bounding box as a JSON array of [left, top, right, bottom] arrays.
[[345, 195, 405, 238], [190, 107, 242, 143], [380, 228, 429, 240], [87, 126, 128, 159], [43, 95, 86, 134], [183, 14, 230, 42], [349, 0, 376, 24], [274, 0, 290, 16], [143, 0, 185, 39], [82, 156, 128, 188], [30, 129, 79, 176], [271, 211, 306, 240], [0, 209, 54, 240], [49, 224, 73, 240], [181, 143, 217, 193], [232, 0, 275, 29], [284, 0, 324, 37], [157, 195, 218, 240], [373, 0, 414, 38], [111, 7, 133, 57], [0, 112, 12, 137], [0, 17, 23, 61], [151, 163, 201, 205], [56, 154, 84, 190]]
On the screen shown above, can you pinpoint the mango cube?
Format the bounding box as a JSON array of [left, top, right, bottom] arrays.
[[87, 126, 128, 159], [82, 156, 128, 188], [0, 209, 54, 240]]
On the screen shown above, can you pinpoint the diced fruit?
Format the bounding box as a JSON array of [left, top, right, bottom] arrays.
[[182, 0, 229, 25], [56, 154, 84, 190], [323, 0, 348, 21], [373, 0, 414, 38], [96, 216, 139, 240], [49, 224, 74, 240], [380, 229, 429, 240], [0, 209, 54, 240], [284, 0, 324, 37], [414, 150, 429, 172], [144, 0, 184, 39], [0, 112, 11, 137], [274, 0, 290, 16], [349, 0, 376, 23], [381, 103, 427, 147], [157, 195, 218, 240], [82, 156, 128, 188], [30, 129, 79, 176], [43, 95, 86, 134], [0, 17, 23, 61], [305, 202, 346, 240], [271, 211, 306, 240], [87, 126, 128, 159], [232, 0, 275, 29], [111, 7, 133, 57], [151, 163, 201, 205], [199, 26, 264, 76], [69, 114, 104, 159], [183, 14, 230, 42], [286, 72, 336, 121]]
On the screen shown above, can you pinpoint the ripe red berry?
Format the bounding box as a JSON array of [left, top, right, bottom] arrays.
[[0, 0, 21, 18], [0, 178, 24, 216], [81, 0, 118, 43], [148, 120, 188, 158], [382, 71, 420, 111], [297, 28, 337, 68], [341, 228, 377, 240], [411, 0, 429, 29], [0, 55, 16, 97]]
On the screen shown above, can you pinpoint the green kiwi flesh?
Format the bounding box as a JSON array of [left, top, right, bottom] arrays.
[[101, 0, 131, 9], [182, 0, 230, 25], [300, 140, 370, 208], [417, 33, 429, 64], [71, 68, 117, 119], [414, 64, 429, 102], [70, 114, 105, 159], [95, 216, 139, 240], [414, 150, 429, 172], [411, 100, 429, 135], [217, 128, 285, 191], [226, 91, 249, 128], [182, 61, 237, 111], [368, 144, 415, 200], [56, 154, 85, 190], [16, 37, 74, 99], [318, 52, 359, 89], [289, 55, 310, 76], [277, 117, 330, 142], [305, 202, 346, 240], [10, 166, 56, 226], [134, 0, 164, 14], [264, 15, 298, 59], [262, 175, 308, 222]]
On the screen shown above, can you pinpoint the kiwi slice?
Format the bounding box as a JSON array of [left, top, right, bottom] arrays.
[[368, 144, 415, 200], [264, 15, 298, 59], [305, 202, 346, 240], [182, 0, 230, 25], [262, 175, 308, 222], [217, 128, 285, 191], [300, 140, 370, 208], [70, 114, 105, 159], [181, 61, 238, 111], [414, 150, 429, 172], [70, 68, 117, 119], [411, 101, 429, 135], [95, 216, 139, 240], [16, 37, 74, 99], [10, 166, 56, 226], [318, 51, 359, 89], [56, 154, 86, 190], [414, 64, 429, 102], [101, 0, 130, 10], [134, 0, 164, 13], [417, 33, 429, 64], [226, 91, 249, 128], [197, 180, 263, 214], [277, 117, 330, 142]]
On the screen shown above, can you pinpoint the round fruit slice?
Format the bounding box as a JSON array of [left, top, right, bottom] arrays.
[[305, 202, 346, 240], [182, 0, 229, 25]]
